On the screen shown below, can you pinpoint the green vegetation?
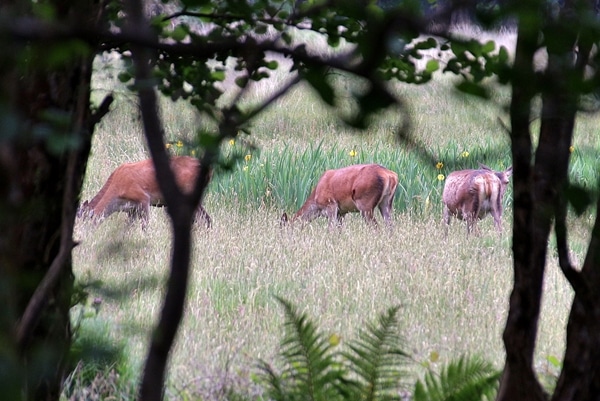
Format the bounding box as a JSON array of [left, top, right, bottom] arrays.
[[70, 32, 598, 397]]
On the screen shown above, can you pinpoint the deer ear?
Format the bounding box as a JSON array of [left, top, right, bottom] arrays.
[[478, 162, 492, 171], [505, 166, 513, 177]]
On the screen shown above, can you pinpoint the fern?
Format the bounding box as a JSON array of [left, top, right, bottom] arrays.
[[258, 296, 347, 401], [343, 306, 411, 401], [259, 299, 498, 401], [413, 354, 501, 401]]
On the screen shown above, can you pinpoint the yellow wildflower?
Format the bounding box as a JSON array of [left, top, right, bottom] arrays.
[[243, 165, 248, 172], [349, 149, 357, 157], [436, 162, 444, 170], [191, 149, 196, 156], [245, 154, 251, 162], [176, 140, 183, 148], [429, 351, 440, 362], [437, 174, 445, 181], [229, 139, 235, 146], [165, 143, 172, 149], [461, 151, 469, 158], [329, 333, 341, 346], [569, 146, 575, 153]]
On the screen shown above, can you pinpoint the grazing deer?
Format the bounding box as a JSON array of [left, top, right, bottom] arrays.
[[281, 164, 398, 227], [442, 163, 513, 235], [78, 156, 212, 229]]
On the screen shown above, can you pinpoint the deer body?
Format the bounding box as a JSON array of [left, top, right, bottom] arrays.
[[442, 164, 513, 235], [78, 156, 211, 229], [282, 164, 398, 226]]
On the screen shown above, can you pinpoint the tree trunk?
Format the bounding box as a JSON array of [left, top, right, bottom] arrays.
[[500, 0, 594, 399], [546, 1, 600, 399], [0, 1, 109, 399], [552, 205, 600, 400], [496, 0, 546, 398]]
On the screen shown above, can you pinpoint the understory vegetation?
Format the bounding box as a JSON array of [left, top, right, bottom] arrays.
[[67, 30, 599, 400]]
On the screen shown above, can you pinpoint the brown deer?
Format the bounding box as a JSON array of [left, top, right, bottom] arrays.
[[442, 163, 513, 235], [281, 164, 398, 227], [78, 156, 212, 229]]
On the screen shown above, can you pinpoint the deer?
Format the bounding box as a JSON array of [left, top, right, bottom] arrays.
[[78, 156, 212, 229], [281, 164, 399, 227], [442, 163, 513, 236]]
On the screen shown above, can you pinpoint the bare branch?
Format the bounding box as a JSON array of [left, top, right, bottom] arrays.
[[243, 75, 302, 123], [88, 94, 114, 130], [554, 187, 586, 293]]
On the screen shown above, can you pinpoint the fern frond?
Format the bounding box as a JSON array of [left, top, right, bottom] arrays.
[[343, 306, 411, 401], [258, 296, 347, 401], [258, 360, 288, 401], [413, 354, 500, 401]]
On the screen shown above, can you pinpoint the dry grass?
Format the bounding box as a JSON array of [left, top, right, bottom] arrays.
[[73, 201, 576, 397], [71, 28, 594, 399]]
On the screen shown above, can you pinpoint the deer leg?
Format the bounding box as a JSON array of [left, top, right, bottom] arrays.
[[491, 208, 502, 232], [125, 203, 140, 226], [469, 195, 482, 236], [194, 205, 212, 229], [492, 195, 503, 232], [360, 209, 377, 226], [324, 203, 340, 227], [378, 196, 394, 225], [443, 204, 452, 237], [131, 196, 151, 231], [336, 213, 345, 227], [354, 195, 378, 226]]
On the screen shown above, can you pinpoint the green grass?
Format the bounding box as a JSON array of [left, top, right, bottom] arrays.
[[71, 34, 598, 399]]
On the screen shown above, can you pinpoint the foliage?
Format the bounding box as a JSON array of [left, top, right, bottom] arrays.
[[343, 306, 411, 401], [213, 139, 518, 215], [61, 362, 136, 401], [258, 297, 360, 401], [413, 355, 500, 401], [258, 298, 500, 401]]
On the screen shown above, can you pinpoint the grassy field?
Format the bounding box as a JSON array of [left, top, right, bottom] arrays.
[[70, 31, 599, 399]]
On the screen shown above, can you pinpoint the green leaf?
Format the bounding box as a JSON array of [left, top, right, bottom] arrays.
[[426, 60, 439, 73], [170, 25, 188, 42], [32, 3, 56, 21], [265, 60, 279, 70], [455, 81, 489, 99], [235, 76, 248, 88], [254, 25, 268, 35], [547, 355, 562, 369], [566, 183, 593, 216], [482, 40, 496, 53], [211, 70, 225, 82], [118, 72, 132, 83], [304, 68, 335, 106]]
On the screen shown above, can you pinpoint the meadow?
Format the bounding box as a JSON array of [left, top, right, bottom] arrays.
[[69, 30, 599, 399]]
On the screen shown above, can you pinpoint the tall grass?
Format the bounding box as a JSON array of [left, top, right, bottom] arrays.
[[71, 31, 599, 399], [213, 139, 513, 216]]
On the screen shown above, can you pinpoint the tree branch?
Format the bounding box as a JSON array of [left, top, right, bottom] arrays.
[[554, 187, 586, 294]]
